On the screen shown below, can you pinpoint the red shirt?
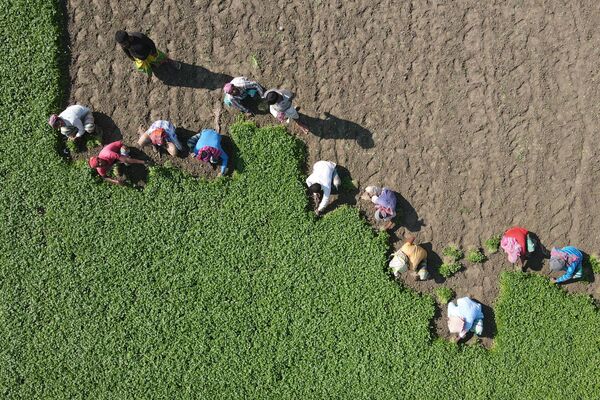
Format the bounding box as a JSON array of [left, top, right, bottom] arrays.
[[96, 141, 124, 177], [503, 227, 528, 256]]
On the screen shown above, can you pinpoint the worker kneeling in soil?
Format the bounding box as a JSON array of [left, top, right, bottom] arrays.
[[223, 77, 265, 114], [500, 226, 538, 270], [549, 245, 584, 284], [48, 105, 95, 142], [188, 129, 229, 177], [306, 160, 341, 216], [89, 141, 146, 185], [389, 236, 429, 280], [447, 297, 484, 342], [361, 186, 397, 230], [137, 120, 183, 157]]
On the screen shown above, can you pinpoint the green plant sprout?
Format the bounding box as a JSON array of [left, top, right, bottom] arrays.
[[442, 245, 464, 261], [435, 286, 454, 304], [467, 249, 487, 264], [439, 262, 462, 278], [485, 234, 502, 254]]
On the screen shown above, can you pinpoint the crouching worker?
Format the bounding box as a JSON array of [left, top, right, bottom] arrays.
[[500, 226, 538, 270], [362, 186, 397, 230], [389, 235, 429, 280], [223, 77, 265, 114], [263, 88, 309, 133], [48, 105, 95, 141], [138, 120, 183, 157], [188, 129, 229, 177], [447, 297, 484, 342], [549, 246, 583, 284], [306, 160, 341, 216], [89, 141, 146, 185]]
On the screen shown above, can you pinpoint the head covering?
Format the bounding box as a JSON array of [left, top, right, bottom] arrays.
[[115, 30, 128, 44], [501, 236, 521, 264], [48, 114, 59, 128], [223, 83, 234, 94], [374, 209, 389, 220], [265, 91, 279, 104], [448, 316, 465, 335], [209, 156, 220, 164], [549, 257, 566, 272], [149, 128, 166, 146], [88, 156, 99, 169]]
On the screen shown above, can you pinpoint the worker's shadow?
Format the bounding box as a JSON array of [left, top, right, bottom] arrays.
[[92, 112, 122, 143], [420, 242, 445, 284], [522, 232, 550, 272], [300, 112, 374, 149], [154, 63, 232, 90]]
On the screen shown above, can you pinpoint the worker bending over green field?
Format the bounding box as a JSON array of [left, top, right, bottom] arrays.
[[447, 297, 484, 342], [48, 105, 95, 142], [264, 88, 309, 134], [549, 246, 584, 284], [223, 77, 265, 114], [306, 160, 341, 216], [361, 185, 397, 230], [89, 141, 146, 185]]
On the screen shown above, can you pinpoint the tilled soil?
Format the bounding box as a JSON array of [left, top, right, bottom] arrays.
[[65, 0, 600, 345]]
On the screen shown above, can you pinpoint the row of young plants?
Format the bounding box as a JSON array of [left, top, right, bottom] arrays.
[[2, 1, 600, 398]]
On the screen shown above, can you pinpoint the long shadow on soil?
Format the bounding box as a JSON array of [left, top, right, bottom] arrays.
[[523, 232, 550, 272], [154, 63, 232, 90], [300, 112, 374, 149], [93, 112, 122, 143]]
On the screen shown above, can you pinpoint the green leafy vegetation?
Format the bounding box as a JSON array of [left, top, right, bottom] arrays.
[[84, 135, 102, 149], [485, 234, 501, 254], [2, 1, 600, 398], [435, 286, 454, 304], [584, 254, 600, 275], [442, 245, 464, 261], [466, 248, 487, 264], [439, 262, 463, 278]]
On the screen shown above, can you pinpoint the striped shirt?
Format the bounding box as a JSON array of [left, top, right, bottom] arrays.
[[551, 246, 583, 283]]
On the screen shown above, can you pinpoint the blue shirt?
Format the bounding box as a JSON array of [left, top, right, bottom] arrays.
[[554, 246, 583, 283], [193, 129, 228, 173]]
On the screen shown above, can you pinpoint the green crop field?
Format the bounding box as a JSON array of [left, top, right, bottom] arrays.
[[1, 1, 600, 398]]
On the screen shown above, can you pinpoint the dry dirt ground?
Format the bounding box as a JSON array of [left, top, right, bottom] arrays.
[[65, 0, 600, 344]]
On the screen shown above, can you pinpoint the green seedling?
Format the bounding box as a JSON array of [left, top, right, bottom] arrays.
[[466, 249, 487, 264], [435, 286, 454, 304], [442, 245, 464, 261], [485, 234, 501, 254], [439, 262, 462, 278]]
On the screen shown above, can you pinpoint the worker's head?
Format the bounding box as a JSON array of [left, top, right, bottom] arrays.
[[48, 114, 62, 129], [308, 183, 322, 195], [265, 91, 280, 105], [209, 155, 221, 165], [549, 257, 566, 272], [447, 316, 465, 335], [149, 128, 166, 147], [223, 83, 238, 96], [115, 30, 130, 47], [88, 156, 107, 169]]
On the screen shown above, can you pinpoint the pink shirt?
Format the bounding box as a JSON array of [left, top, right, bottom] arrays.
[[96, 141, 124, 177]]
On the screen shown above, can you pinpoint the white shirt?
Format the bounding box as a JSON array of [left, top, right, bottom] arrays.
[[59, 105, 90, 138], [447, 297, 484, 337], [306, 160, 336, 212]]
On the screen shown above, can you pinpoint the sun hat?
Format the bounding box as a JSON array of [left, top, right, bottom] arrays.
[[549, 257, 566, 272], [149, 128, 166, 146], [48, 114, 59, 127], [448, 316, 465, 335], [88, 156, 99, 168], [223, 83, 234, 94]]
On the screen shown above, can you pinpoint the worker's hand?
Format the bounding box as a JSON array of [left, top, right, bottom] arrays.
[[550, 277, 557, 284], [217, 170, 223, 177], [67, 135, 76, 141], [315, 209, 321, 217], [277, 112, 286, 123]]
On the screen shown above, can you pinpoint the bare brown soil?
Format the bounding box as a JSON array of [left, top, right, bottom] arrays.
[[65, 0, 600, 345]]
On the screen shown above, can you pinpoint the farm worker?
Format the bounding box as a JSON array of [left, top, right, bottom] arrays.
[[88, 141, 146, 185], [500, 226, 537, 267], [362, 186, 397, 230], [48, 105, 95, 141], [264, 88, 309, 133], [187, 129, 229, 176], [447, 297, 484, 342], [400, 235, 429, 280], [115, 30, 180, 78], [223, 77, 265, 114], [306, 160, 341, 216], [137, 120, 183, 157], [549, 246, 584, 284]]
